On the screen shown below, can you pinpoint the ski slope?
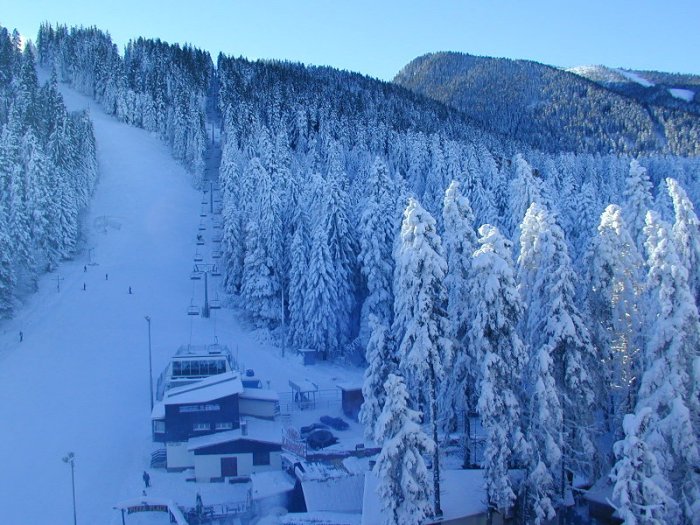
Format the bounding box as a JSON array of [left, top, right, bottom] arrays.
[[0, 80, 363, 524]]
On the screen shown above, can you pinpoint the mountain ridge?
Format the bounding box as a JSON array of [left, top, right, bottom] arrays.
[[394, 51, 700, 156]]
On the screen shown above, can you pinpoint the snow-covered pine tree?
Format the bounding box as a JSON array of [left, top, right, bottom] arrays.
[[522, 346, 561, 524], [392, 197, 451, 517], [636, 210, 700, 523], [304, 222, 341, 358], [359, 315, 396, 441], [611, 407, 676, 525], [468, 224, 527, 517], [666, 177, 700, 306], [374, 373, 434, 525], [0, 207, 16, 317], [518, 202, 597, 485], [622, 160, 654, 255], [586, 204, 644, 439], [240, 157, 282, 326], [288, 207, 310, 349], [440, 180, 478, 443], [508, 153, 542, 238], [358, 157, 397, 327]]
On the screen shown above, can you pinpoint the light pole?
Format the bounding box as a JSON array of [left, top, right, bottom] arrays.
[[145, 316, 154, 410], [62, 452, 77, 525]]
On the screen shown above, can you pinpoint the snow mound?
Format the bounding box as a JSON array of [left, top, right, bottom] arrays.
[[668, 88, 695, 102], [615, 69, 655, 87]]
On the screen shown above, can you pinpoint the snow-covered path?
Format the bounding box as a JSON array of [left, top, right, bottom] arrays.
[[0, 81, 363, 524], [0, 85, 203, 524]]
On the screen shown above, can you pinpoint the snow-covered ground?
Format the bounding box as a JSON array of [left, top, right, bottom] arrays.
[[614, 68, 655, 87], [0, 79, 362, 524], [668, 87, 695, 102]]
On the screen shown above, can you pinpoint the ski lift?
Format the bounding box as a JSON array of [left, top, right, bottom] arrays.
[[212, 234, 222, 243], [210, 294, 222, 310], [211, 265, 222, 277], [190, 269, 203, 280], [200, 208, 208, 218], [194, 251, 204, 263], [212, 250, 222, 259], [196, 233, 205, 246], [198, 221, 206, 231], [187, 301, 200, 316]]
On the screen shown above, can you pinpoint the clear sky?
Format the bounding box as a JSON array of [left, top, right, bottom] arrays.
[[2, 0, 699, 81]]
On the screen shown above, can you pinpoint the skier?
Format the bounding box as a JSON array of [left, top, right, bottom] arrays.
[[83, 283, 86, 291], [19, 331, 23, 342], [83, 265, 87, 272], [128, 286, 132, 294], [142, 470, 150, 488], [105, 273, 108, 280]]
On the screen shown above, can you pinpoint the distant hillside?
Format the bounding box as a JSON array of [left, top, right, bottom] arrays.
[[567, 64, 700, 113], [394, 52, 700, 156]]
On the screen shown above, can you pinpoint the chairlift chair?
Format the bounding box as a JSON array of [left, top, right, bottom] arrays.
[[190, 269, 203, 280], [210, 295, 222, 310], [187, 302, 200, 316], [198, 222, 206, 231], [194, 252, 204, 263], [212, 250, 222, 259], [211, 266, 222, 277]]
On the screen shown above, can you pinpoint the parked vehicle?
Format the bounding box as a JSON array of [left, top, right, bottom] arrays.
[[300, 422, 328, 438], [320, 415, 349, 431], [306, 429, 338, 450]]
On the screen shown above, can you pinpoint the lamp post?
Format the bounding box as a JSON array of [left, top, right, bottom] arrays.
[[145, 316, 154, 410], [62, 452, 77, 525]]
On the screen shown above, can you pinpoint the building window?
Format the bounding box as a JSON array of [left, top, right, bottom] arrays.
[[215, 422, 233, 431], [153, 420, 165, 433], [193, 423, 210, 432], [252, 451, 270, 466]]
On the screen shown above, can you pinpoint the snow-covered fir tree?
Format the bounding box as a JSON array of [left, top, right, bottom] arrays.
[[634, 210, 700, 523], [358, 158, 397, 328], [611, 408, 676, 525], [468, 224, 527, 517], [666, 177, 700, 306], [374, 373, 434, 525], [518, 202, 598, 485], [392, 197, 451, 517], [440, 180, 478, 442], [586, 204, 644, 439], [622, 160, 654, 255], [359, 316, 397, 441]]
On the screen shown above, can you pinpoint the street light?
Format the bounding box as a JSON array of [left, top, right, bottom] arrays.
[[145, 316, 154, 410], [62, 452, 77, 525]]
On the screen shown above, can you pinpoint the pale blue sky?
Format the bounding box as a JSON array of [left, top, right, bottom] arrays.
[[2, 0, 698, 80]]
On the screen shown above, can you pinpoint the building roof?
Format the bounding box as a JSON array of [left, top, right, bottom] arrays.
[[173, 343, 231, 358], [240, 388, 280, 401], [250, 471, 296, 501], [163, 371, 243, 405], [187, 417, 282, 451], [336, 383, 363, 392], [288, 379, 319, 392], [361, 469, 490, 525]]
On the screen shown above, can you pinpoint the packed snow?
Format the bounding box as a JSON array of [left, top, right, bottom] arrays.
[[668, 88, 695, 102], [614, 68, 655, 87], [0, 76, 362, 525]]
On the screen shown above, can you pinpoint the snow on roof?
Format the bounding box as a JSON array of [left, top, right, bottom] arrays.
[[289, 379, 319, 392], [163, 371, 243, 405], [336, 383, 363, 391], [361, 469, 490, 525], [174, 343, 231, 358], [187, 417, 282, 451], [584, 475, 618, 507], [240, 387, 280, 401], [151, 401, 165, 419], [250, 470, 296, 500], [303, 472, 365, 513], [669, 88, 695, 102]]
